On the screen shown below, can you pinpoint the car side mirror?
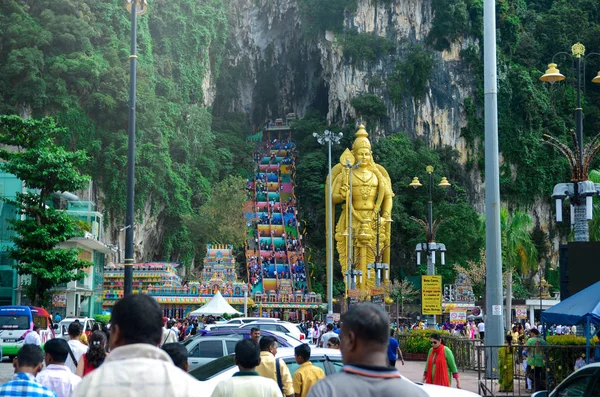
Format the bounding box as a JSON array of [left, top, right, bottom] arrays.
[[53, 324, 58, 329], [531, 391, 548, 397]]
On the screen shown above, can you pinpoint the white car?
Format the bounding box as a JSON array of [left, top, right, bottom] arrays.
[[189, 347, 481, 397], [239, 321, 305, 340], [55, 317, 96, 340], [204, 317, 280, 331], [532, 362, 600, 397]]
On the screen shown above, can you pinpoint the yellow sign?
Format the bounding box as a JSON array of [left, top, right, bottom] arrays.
[[347, 289, 361, 298], [422, 276, 442, 315], [370, 286, 384, 295]]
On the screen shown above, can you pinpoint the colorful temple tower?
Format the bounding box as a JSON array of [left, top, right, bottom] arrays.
[[245, 115, 324, 320]]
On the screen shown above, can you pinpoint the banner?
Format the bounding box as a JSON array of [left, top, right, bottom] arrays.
[[52, 293, 67, 308], [370, 286, 385, 309], [449, 309, 467, 324], [348, 289, 360, 309], [515, 305, 528, 319], [422, 275, 442, 315]]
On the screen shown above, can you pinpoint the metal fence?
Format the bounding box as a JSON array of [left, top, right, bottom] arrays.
[[475, 344, 587, 397]]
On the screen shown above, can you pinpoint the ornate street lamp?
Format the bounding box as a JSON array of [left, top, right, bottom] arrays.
[[123, 0, 148, 295], [410, 165, 450, 328], [314, 130, 343, 317], [540, 43, 600, 242]]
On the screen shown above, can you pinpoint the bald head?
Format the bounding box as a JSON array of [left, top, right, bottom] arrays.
[[341, 303, 389, 346]]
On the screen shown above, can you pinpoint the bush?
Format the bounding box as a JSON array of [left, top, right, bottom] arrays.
[[387, 46, 433, 105], [94, 314, 110, 324], [351, 94, 387, 122], [546, 335, 599, 345], [397, 330, 452, 354], [343, 31, 395, 64]]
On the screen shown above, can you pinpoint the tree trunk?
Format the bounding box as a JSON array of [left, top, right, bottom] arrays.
[[506, 271, 513, 332]]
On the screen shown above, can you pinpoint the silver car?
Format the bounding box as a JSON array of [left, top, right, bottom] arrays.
[[183, 336, 241, 371]]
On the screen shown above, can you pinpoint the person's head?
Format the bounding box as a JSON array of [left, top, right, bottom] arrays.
[[162, 343, 189, 372], [68, 322, 82, 339], [234, 339, 261, 371], [167, 320, 175, 329], [110, 294, 163, 349], [259, 335, 278, 356], [327, 323, 334, 332], [87, 331, 108, 369], [32, 324, 40, 333], [92, 323, 100, 332], [340, 303, 389, 365], [250, 327, 261, 342], [294, 343, 311, 365], [327, 336, 340, 349], [390, 328, 395, 337], [529, 328, 540, 336], [13, 344, 45, 375], [505, 334, 512, 345], [429, 333, 443, 348], [43, 338, 70, 365]]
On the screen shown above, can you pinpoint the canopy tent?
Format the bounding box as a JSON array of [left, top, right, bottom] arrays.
[[188, 291, 242, 316], [541, 280, 600, 363]]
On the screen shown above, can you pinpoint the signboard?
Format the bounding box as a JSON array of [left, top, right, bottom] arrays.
[[422, 276, 442, 315], [326, 314, 334, 324], [52, 293, 67, 308], [333, 313, 341, 322], [515, 305, 528, 319], [370, 286, 385, 309], [348, 289, 360, 308], [492, 305, 502, 316], [449, 309, 467, 324]]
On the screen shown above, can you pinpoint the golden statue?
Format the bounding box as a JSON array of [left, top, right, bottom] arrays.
[[326, 125, 394, 296]]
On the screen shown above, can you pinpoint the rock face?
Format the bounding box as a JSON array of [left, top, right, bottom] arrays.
[[217, 0, 483, 198]]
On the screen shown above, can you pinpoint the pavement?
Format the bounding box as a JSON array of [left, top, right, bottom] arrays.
[[396, 359, 482, 394], [0, 357, 13, 384]]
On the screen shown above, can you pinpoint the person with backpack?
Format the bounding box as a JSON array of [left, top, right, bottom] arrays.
[[256, 336, 294, 397]]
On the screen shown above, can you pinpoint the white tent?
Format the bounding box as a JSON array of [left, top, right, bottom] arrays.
[[189, 291, 242, 316]]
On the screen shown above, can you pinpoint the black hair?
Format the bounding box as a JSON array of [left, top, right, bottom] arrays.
[[17, 344, 44, 367], [259, 335, 277, 351], [87, 331, 107, 369], [529, 328, 540, 336], [430, 333, 443, 342], [250, 327, 260, 333], [340, 303, 389, 346], [33, 325, 40, 331], [68, 322, 81, 337], [327, 323, 334, 331], [111, 294, 163, 345], [327, 336, 340, 347], [294, 344, 311, 361], [162, 343, 189, 371], [235, 339, 261, 369], [390, 328, 395, 337], [44, 338, 70, 363]]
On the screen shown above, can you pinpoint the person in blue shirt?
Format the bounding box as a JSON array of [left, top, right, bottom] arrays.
[[54, 313, 62, 323], [0, 344, 56, 397], [387, 329, 404, 367]]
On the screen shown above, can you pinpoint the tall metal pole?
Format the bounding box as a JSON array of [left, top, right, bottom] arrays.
[[574, 55, 589, 241], [484, 0, 504, 377], [327, 138, 334, 315], [427, 171, 436, 328], [124, 0, 138, 296]]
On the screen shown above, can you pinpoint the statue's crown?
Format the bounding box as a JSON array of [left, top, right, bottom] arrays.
[[352, 125, 371, 151]]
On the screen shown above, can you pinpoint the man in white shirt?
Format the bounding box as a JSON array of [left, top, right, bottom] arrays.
[[211, 338, 282, 397], [37, 338, 81, 397], [24, 325, 42, 346], [72, 294, 200, 397], [525, 321, 531, 331], [161, 319, 178, 346], [320, 324, 337, 348], [477, 321, 485, 340], [66, 322, 87, 374]]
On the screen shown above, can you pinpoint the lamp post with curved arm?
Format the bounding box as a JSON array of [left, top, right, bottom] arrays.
[[540, 43, 600, 242]]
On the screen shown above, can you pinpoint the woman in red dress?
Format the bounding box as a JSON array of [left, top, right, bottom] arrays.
[[76, 331, 108, 377]]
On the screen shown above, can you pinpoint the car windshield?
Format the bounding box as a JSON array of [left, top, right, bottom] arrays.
[[0, 315, 29, 330], [189, 354, 235, 381]]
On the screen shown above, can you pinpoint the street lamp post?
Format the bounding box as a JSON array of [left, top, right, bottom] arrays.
[[123, 0, 148, 296], [410, 165, 451, 328], [540, 43, 600, 242], [313, 130, 343, 316]]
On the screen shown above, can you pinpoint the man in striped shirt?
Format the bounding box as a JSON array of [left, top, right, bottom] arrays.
[[307, 303, 428, 397], [0, 344, 56, 397]]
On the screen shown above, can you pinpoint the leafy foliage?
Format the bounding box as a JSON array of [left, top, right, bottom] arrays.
[[351, 94, 387, 125], [0, 115, 91, 306], [342, 31, 395, 64], [297, 0, 358, 36], [387, 46, 434, 105]]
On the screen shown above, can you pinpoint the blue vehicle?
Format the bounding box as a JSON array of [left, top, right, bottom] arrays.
[[0, 306, 55, 357]]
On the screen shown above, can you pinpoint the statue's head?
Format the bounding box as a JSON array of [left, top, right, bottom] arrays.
[[352, 125, 372, 168]]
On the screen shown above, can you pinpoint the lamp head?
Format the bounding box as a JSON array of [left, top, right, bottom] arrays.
[[592, 72, 600, 84], [409, 177, 422, 189], [540, 63, 565, 84], [438, 177, 451, 188]]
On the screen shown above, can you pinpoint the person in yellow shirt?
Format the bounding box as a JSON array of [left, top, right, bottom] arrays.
[[293, 344, 325, 397], [256, 336, 294, 397]]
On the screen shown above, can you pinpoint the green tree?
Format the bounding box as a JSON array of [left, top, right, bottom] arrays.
[[183, 175, 247, 264], [500, 207, 538, 329], [0, 115, 92, 306], [589, 169, 600, 242], [386, 279, 419, 320]]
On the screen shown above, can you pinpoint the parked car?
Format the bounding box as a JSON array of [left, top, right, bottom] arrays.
[[239, 321, 305, 340], [182, 336, 241, 371], [532, 362, 600, 397], [204, 317, 280, 331], [189, 347, 481, 397], [198, 328, 304, 348], [55, 317, 96, 340]]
